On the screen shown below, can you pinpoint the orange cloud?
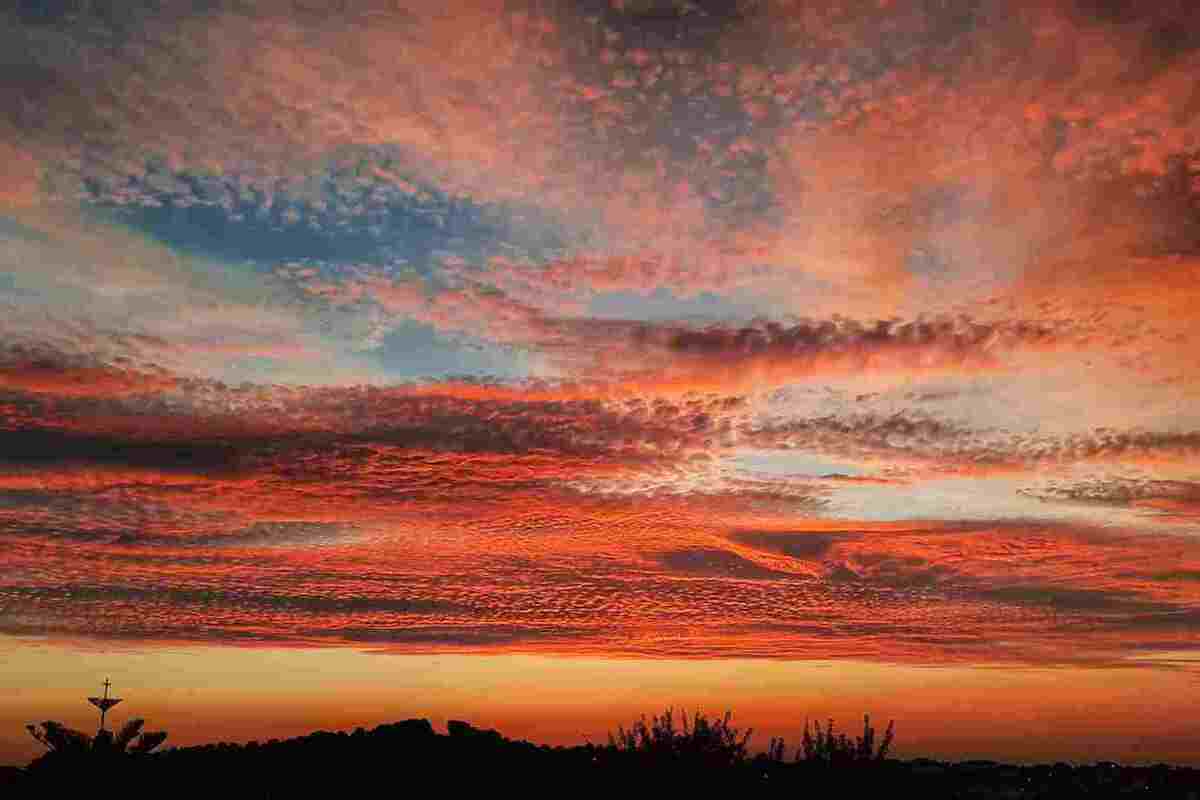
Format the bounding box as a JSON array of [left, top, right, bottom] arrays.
[[0, 134, 40, 210], [0, 360, 176, 398]]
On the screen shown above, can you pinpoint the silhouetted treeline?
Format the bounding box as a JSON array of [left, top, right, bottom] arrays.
[[5, 712, 1200, 798]]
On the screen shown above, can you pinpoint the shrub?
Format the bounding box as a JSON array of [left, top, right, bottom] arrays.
[[26, 718, 168, 772], [608, 707, 752, 769], [797, 714, 894, 765]]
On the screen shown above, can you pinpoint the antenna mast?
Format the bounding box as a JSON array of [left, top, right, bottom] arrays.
[[87, 678, 122, 733]]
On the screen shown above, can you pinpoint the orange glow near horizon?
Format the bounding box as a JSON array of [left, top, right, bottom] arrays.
[[4, 640, 1199, 768]]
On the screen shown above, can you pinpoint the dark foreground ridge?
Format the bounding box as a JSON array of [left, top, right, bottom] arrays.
[[5, 712, 1200, 798]]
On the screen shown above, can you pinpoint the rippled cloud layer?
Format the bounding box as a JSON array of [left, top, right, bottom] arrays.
[[0, 0, 1198, 671]]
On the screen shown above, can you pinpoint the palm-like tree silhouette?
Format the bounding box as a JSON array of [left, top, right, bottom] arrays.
[[25, 721, 91, 757], [27, 718, 167, 758]]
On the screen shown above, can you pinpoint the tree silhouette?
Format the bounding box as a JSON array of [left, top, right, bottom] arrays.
[[608, 707, 752, 769], [25, 721, 91, 756], [112, 718, 169, 755], [10, 711, 1200, 796], [26, 718, 167, 769], [796, 714, 894, 765]]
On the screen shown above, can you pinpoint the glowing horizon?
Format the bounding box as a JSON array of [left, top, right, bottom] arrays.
[[5, 640, 1200, 767]]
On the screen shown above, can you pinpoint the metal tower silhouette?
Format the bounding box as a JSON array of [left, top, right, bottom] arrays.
[[87, 678, 122, 733]]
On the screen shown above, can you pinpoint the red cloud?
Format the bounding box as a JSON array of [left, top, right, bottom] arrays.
[[0, 360, 176, 398]]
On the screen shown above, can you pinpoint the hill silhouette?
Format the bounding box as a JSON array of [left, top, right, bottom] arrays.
[[4, 710, 1200, 797]]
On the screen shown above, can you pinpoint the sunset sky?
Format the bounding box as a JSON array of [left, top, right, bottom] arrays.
[[2, 0, 1199, 766]]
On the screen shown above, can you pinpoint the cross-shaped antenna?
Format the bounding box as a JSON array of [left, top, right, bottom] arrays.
[[87, 678, 122, 732]]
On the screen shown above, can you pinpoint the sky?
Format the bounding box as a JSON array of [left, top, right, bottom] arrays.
[[1, 0, 1199, 766]]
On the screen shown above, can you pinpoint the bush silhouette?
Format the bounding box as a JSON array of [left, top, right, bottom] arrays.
[[11, 710, 1200, 796], [796, 714, 894, 765], [607, 707, 751, 769], [26, 718, 167, 774]]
